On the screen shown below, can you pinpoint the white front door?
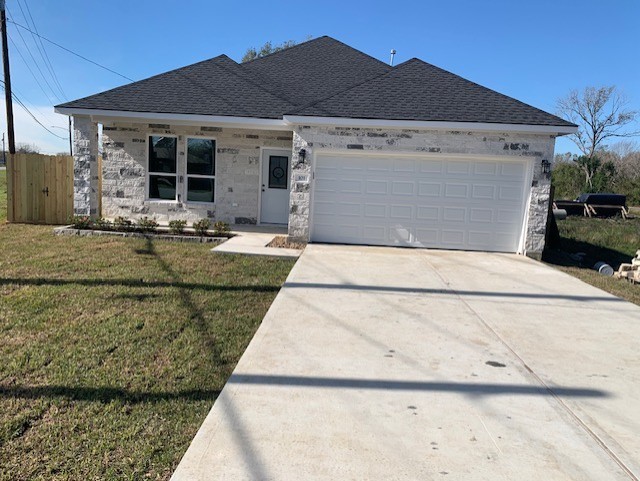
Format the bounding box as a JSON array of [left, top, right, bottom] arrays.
[[260, 150, 291, 224]]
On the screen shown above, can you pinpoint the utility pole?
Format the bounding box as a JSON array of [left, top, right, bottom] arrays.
[[2, 132, 5, 164], [0, 0, 15, 154]]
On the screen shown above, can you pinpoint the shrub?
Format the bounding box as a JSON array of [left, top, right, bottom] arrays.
[[94, 217, 113, 231], [113, 216, 133, 231], [213, 221, 230, 235], [193, 218, 211, 236], [552, 162, 584, 200], [69, 215, 92, 229], [168, 219, 187, 235], [137, 217, 159, 233]]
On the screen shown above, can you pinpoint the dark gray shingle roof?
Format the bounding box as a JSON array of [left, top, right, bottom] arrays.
[[289, 58, 574, 126], [242, 36, 391, 105], [57, 37, 574, 128], [58, 55, 296, 118]]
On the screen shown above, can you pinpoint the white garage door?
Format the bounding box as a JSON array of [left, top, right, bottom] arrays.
[[311, 154, 530, 252]]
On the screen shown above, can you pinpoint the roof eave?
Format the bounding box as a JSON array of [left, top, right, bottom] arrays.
[[55, 107, 292, 131], [283, 115, 578, 136]]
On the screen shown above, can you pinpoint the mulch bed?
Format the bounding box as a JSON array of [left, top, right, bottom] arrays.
[[266, 235, 307, 250]]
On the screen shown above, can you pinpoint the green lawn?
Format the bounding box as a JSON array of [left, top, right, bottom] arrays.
[[544, 216, 640, 306], [0, 170, 295, 480]]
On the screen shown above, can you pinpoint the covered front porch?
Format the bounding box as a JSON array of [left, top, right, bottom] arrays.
[[70, 115, 295, 228]]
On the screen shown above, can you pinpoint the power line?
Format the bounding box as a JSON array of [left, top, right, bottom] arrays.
[[8, 33, 55, 104], [7, 19, 134, 82], [6, 6, 62, 102], [10, 78, 59, 124], [0, 79, 69, 140], [19, 0, 66, 99]]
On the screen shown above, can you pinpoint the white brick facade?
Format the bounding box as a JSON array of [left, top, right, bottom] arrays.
[[288, 125, 556, 257], [73, 116, 100, 216], [95, 120, 292, 224], [72, 116, 556, 256]]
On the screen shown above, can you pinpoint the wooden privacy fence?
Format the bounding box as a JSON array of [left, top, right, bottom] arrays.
[[7, 153, 74, 224]]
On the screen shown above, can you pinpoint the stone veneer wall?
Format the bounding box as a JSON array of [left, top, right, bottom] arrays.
[[73, 116, 99, 216], [93, 121, 292, 224], [288, 125, 556, 257]]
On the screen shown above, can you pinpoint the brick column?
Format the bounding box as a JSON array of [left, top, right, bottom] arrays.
[[73, 115, 99, 216], [288, 129, 312, 240]]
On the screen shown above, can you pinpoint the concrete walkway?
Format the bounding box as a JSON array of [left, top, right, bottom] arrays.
[[211, 225, 301, 258], [172, 245, 640, 480]]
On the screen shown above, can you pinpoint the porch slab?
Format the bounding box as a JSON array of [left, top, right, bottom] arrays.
[[211, 226, 302, 258]]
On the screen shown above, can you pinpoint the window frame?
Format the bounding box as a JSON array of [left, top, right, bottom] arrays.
[[146, 134, 179, 202], [184, 136, 217, 205]]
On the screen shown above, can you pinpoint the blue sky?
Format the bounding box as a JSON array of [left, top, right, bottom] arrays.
[[1, 0, 638, 153]]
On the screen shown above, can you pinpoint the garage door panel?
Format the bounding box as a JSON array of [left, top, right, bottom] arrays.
[[444, 184, 469, 198], [472, 184, 497, 199], [392, 181, 415, 195], [467, 231, 493, 247], [443, 207, 466, 222], [414, 228, 439, 244], [313, 201, 337, 215], [363, 225, 386, 242], [499, 185, 523, 201], [361, 157, 391, 171], [441, 230, 466, 245], [501, 162, 526, 177], [311, 154, 528, 252], [339, 179, 363, 194], [389, 226, 412, 243], [366, 180, 388, 194], [393, 158, 416, 173], [390, 205, 413, 220], [473, 162, 499, 175], [418, 160, 444, 174], [418, 182, 442, 197], [417, 206, 439, 221], [470, 208, 493, 223], [364, 204, 387, 218], [446, 161, 471, 175]]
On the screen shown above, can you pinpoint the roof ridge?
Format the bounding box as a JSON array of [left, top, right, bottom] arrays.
[[241, 35, 327, 65], [285, 59, 400, 116], [213, 55, 297, 107], [241, 36, 391, 70]]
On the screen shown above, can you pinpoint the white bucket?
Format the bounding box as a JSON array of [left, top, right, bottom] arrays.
[[594, 262, 614, 276], [553, 209, 567, 220]]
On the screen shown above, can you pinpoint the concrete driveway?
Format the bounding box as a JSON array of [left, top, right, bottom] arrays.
[[172, 245, 640, 480]]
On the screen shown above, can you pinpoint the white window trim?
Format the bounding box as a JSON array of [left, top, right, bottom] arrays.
[[146, 134, 179, 202], [184, 136, 217, 205]]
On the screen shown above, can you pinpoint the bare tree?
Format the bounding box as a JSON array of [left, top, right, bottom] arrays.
[[241, 37, 312, 63], [557, 86, 639, 188], [15, 142, 40, 154]]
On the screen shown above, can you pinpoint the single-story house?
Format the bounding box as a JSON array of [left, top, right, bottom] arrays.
[[55, 36, 577, 257]]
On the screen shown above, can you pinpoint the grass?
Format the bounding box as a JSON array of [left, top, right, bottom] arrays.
[[544, 215, 640, 306], [0, 170, 296, 480]]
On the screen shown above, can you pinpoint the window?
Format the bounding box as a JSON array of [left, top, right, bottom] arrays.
[[148, 136, 177, 200], [186, 138, 216, 203], [268, 155, 288, 189]]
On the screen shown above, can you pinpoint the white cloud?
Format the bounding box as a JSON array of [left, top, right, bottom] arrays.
[[0, 101, 70, 154]]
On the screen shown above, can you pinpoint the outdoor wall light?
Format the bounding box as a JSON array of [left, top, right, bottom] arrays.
[[541, 159, 551, 176], [298, 148, 307, 163]]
